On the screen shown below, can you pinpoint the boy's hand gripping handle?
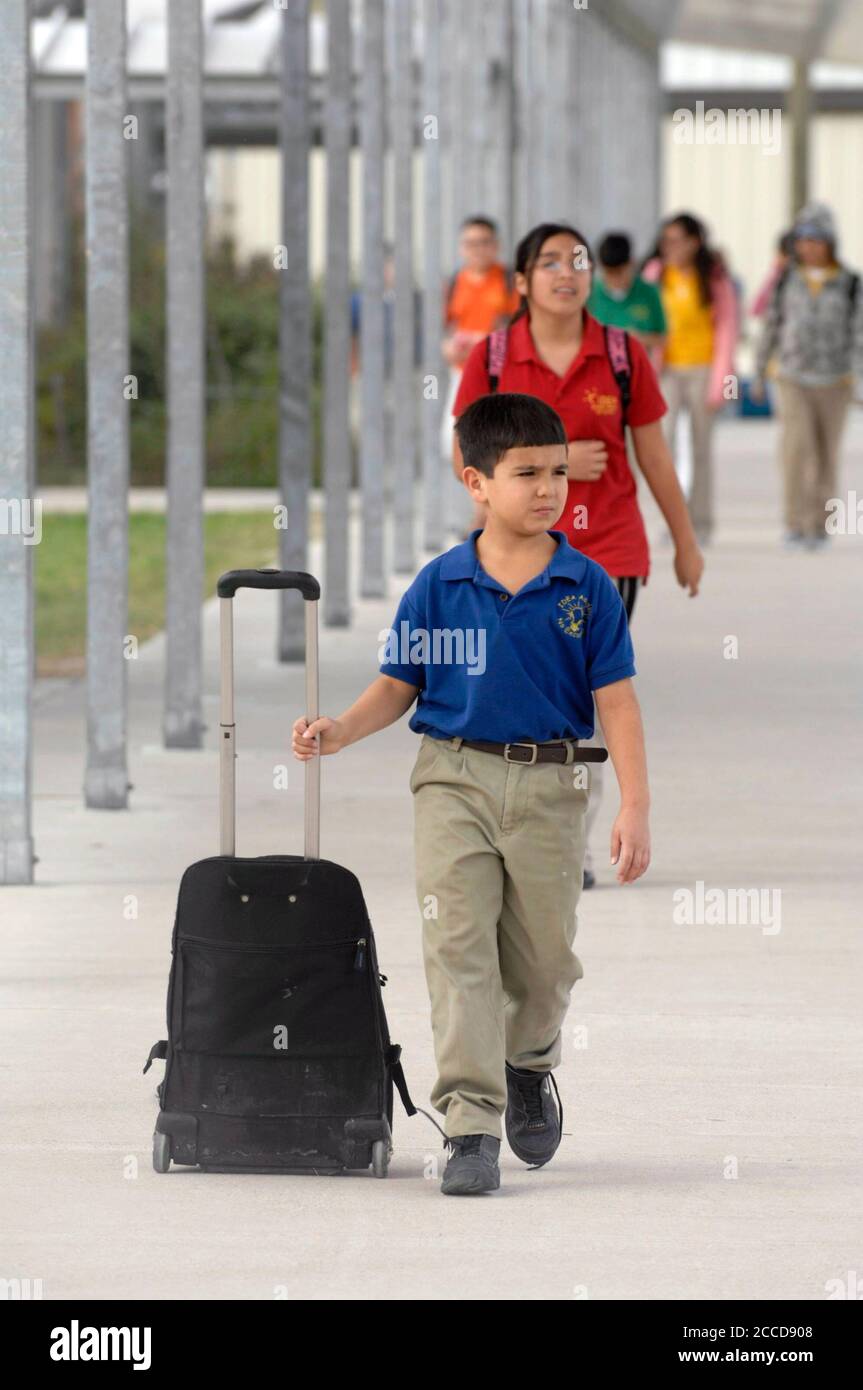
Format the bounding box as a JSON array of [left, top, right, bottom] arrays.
[[218, 569, 321, 861]]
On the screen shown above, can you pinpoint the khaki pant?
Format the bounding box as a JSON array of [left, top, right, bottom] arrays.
[[410, 734, 587, 1138], [775, 378, 852, 536], [661, 365, 715, 535]]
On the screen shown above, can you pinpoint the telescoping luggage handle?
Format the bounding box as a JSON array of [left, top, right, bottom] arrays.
[[216, 569, 321, 861]]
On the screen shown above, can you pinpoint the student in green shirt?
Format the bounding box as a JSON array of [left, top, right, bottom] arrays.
[[589, 232, 667, 356]]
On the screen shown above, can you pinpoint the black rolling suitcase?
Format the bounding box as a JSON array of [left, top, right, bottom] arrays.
[[143, 569, 417, 1176]]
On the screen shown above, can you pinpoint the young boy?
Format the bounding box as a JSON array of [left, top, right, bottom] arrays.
[[292, 393, 651, 1196]]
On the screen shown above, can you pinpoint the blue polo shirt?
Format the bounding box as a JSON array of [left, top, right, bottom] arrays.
[[378, 530, 636, 743]]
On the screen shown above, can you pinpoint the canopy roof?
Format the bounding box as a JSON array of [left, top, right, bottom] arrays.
[[28, 0, 863, 80]]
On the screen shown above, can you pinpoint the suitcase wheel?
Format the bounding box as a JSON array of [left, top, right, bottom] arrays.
[[372, 1139, 390, 1179], [153, 1131, 172, 1174]]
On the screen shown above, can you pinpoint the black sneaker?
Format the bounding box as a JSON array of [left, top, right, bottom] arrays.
[[505, 1063, 563, 1167], [440, 1134, 501, 1195]]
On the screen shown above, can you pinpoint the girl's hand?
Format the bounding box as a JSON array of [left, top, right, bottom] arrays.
[[674, 542, 704, 596], [610, 806, 651, 884], [291, 715, 345, 760], [568, 440, 608, 480]]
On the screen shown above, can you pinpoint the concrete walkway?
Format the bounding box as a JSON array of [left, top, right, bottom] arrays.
[[3, 416, 862, 1301]]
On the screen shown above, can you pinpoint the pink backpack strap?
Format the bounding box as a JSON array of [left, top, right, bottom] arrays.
[[485, 328, 509, 392], [603, 324, 632, 427], [605, 324, 629, 376]]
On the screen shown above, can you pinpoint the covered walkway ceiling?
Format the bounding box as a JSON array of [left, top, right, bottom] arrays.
[[27, 0, 863, 83], [670, 0, 863, 63]]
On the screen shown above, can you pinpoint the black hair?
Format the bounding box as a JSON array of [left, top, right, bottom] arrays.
[[645, 211, 719, 306], [454, 392, 567, 478], [598, 231, 632, 268], [461, 215, 499, 236], [510, 222, 594, 323]]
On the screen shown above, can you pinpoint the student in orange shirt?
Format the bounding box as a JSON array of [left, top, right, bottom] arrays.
[[441, 216, 521, 534]]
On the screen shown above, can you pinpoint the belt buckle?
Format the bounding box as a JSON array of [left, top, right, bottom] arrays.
[[504, 742, 538, 765]]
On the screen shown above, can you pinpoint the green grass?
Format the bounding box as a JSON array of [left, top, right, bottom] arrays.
[[35, 512, 289, 676]]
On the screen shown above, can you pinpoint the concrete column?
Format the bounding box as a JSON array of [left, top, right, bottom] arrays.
[[359, 0, 387, 597], [533, 0, 551, 217], [512, 0, 533, 244], [278, 0, 313, 661], [0, 0, 35, 882], [575, 6, 601, 242], [164, 0, 205, 749], [33, 99, 70, 328], [488, 0, 515, 254], [84, 0, 130, 810], [390, 0, 417, 573], [552, 0, 571, 223], [790, 58, 810, 214], [421, 0, 444, 552], [467, 3, 487, 217], [127, 100, 158, 221], [448, 0, 468, 242], [323, 0, 352, 627]]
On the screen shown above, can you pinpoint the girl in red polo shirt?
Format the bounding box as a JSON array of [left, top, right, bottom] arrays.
[[453, 222, 704, 884], [453, 222, 703, 611]]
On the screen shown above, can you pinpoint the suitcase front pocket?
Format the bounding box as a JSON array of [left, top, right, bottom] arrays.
[[178, 937, 375, 1058]]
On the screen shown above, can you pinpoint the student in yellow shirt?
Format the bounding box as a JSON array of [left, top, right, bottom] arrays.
[[642, 213, 739, 545]]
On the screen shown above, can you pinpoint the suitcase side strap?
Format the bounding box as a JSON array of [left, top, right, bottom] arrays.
[[385, 1046, 451, 1146], [386, 1043, 416, 1117], [387, 1045, 455, 1146], [143, 1039, 168, 1074]]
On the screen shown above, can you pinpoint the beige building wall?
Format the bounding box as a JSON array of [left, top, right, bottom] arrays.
[[206, 146, 426, 279]]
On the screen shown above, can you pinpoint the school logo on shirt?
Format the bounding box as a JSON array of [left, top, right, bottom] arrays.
[[583, 386, 619, 416], [557, 594, 591, 638]]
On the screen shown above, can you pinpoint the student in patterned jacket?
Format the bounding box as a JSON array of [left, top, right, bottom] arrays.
[[753, 202, 863, 550]]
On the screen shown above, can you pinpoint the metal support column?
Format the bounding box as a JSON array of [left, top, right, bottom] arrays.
[[84, 0, 130, 809], [164, 0, 205, 748]]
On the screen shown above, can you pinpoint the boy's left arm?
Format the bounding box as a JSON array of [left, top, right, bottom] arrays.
[[594, 677, 651, 885], [631, 419, 704, 596]]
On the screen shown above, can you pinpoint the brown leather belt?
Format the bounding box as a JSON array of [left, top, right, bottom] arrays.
[[460, 739, 609, 766]]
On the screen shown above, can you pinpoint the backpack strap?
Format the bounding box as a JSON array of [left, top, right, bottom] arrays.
[[486, 326, 510, 392], [604, 324, 632, 428]]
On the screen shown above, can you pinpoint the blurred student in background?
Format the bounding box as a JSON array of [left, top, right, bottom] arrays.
[[751, 230, 795, 320], [642, 212, 739, 545], [441, 216, 521, 536], [754, 202, 863, 550], [588, 231, 666, 367]]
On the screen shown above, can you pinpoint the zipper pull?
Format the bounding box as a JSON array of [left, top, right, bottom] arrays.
[[354, 937, 367, 972]]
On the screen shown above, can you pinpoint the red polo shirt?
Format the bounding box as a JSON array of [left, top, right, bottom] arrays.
[[453, 311, 667, 579]]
